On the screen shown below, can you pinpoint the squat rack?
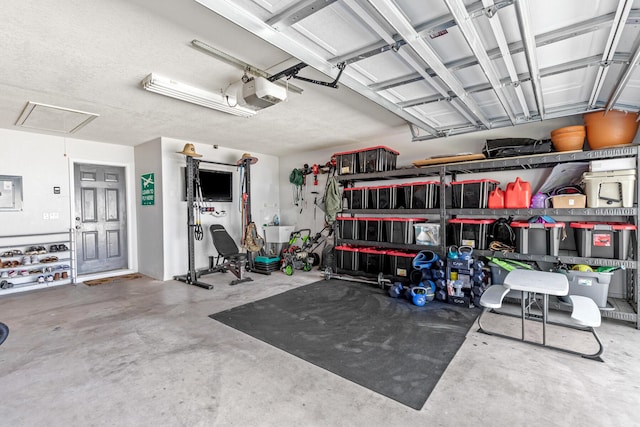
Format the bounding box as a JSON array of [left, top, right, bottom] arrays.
[[174, 153, 237, 290]]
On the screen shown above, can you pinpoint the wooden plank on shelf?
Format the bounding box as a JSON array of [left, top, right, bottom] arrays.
[[413, 153, 485, 167]]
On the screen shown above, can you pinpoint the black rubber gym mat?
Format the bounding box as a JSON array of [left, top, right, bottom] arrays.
[[210, 279, 479, 410]]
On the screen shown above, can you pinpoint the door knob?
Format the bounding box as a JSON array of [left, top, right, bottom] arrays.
[[75, 217, 80, 221]]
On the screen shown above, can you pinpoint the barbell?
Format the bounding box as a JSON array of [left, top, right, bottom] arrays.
[[323, 268, 391, 289]]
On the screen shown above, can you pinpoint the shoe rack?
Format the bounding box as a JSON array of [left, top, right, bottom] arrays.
[[0, 230, 75, 295]]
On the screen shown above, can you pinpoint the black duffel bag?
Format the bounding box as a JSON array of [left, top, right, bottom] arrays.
[[483, 138, 553, 159]]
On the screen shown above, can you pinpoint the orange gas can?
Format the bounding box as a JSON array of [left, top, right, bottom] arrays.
[[505, 177, 531, 209], [488, 187, 505, 209]]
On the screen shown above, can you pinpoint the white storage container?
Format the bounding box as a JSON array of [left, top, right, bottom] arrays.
[[582, 169, 636, 208], [589, 158, 635, 172], [413, 223, 440, 246], [557, 270, 613, 309]]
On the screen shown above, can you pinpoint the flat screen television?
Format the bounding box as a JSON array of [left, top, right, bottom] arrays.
[[184, 168, 233, 202]]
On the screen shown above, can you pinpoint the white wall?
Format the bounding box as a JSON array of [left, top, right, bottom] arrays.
[[278, 116, 591, 231], [135, 138, 164, 279], [0, 128, 138, 273], [160, 139, 280, 280]]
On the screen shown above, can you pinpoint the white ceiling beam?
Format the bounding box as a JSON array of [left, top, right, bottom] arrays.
[[588, 0, 633, 108], [445, 0, 517, 124], [266, 0, 337, 30], [194, 0, 439, 135], [606, 35, 640, 112], [365, 0, 491, 128], [481, 0, 530, 119], [515, 0, 544, 119]]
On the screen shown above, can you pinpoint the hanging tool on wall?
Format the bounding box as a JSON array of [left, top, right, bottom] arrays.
[[312, 163, 319, 186], [193, 165, 204, 240]]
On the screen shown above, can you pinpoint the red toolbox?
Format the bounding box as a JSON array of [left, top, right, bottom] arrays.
[[570, 222, 636, 259]]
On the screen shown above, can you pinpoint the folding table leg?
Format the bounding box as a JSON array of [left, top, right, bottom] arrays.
[[521, 291, 526, 340]]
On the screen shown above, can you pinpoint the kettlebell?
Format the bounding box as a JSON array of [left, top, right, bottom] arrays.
[[388, 282, 404, 298], [421, 279, 436, 294], [411, 286, 428, 307]]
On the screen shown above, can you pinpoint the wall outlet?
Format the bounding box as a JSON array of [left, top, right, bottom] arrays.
[[50, 212, 59, 219], [43, 213, 49, 220]]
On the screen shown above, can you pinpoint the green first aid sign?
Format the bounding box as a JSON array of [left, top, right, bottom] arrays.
[[141, 173, 155, 205]]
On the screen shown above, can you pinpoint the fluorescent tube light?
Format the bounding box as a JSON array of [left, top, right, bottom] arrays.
[[141, 73, 256, 117]]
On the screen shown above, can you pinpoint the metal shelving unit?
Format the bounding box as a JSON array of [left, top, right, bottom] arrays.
[[0, 230, 76, 296], [337, 146, 640, 328]]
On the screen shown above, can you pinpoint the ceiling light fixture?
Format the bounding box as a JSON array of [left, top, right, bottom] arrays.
[[141, 73, 256, 117]]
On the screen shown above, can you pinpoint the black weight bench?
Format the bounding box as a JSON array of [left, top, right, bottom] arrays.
[[206, 224, 252, 286]]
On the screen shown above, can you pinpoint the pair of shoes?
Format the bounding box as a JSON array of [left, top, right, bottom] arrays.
[[8, 270, 17, 278], [37, 276, 45, 284], [26, 246, 47, 255], [61, 271, 69, 280], [49, 244, 69, 252], [0, 271, 7, 278], [40, 256, 58, 263], [21, 256, 31, 265], [19, 270, 28, 276], [31, 255, 38, 264], [0, 280, 13, 289], [46, 275, 54, 282], [1, 260, 20, 268], [1, 250, 20, 257]]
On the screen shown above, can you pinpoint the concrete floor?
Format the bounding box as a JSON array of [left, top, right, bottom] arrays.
[[1, 271, 639, 426]]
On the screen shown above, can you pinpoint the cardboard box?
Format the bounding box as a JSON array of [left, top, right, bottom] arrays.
[[550, 194, 586, 208]]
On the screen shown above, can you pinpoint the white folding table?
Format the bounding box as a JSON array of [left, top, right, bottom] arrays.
[[503, 269, 569, 345]]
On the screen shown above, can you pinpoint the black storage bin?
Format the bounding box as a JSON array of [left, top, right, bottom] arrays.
[[359, 247, 387, 274], [358, 217, 383, 242], [511, 221, 565, 256], [343, 187, 368, 209], [384, 218, 425, 244], [450, 179, 499, 208], [447, 218, 495, 249], [335, 245, 359, 270], [398, 181, 440, 209], [369, 185, 396, 209], [570, 222, 636, 259], [358, 146, 399, 173], [334, 149, 359, 175], [386, 250, 417, 278], [337, 216, 358, 240]]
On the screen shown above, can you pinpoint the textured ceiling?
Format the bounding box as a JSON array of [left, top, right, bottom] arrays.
[[1, 0, 638, 155]]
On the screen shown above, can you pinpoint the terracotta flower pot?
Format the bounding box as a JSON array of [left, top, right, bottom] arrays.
[[551, 131, 585, 152], [551, 125, 586, 137], [583, 110, 640, 150]]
